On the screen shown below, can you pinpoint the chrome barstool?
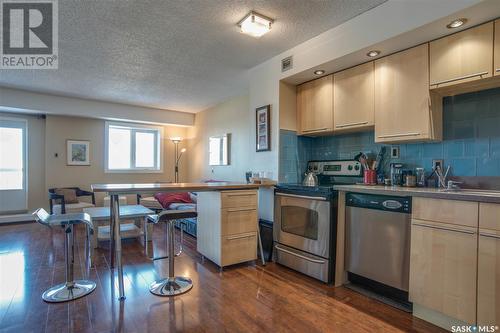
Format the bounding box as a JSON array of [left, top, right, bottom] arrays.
[[33, 208, 96, 303], [148, 210, 197, 296]]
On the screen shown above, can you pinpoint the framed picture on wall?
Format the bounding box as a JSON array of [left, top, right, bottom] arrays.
[[67, 140, 90, 165], [256, 105, 270, 152]]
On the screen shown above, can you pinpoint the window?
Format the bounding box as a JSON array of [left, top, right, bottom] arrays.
[[105, 122, 163, 172], [0, 125, 24, 190]]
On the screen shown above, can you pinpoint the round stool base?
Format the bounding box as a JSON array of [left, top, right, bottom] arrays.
[[42, 280, 96, 303], [149, 277, 193, 296]]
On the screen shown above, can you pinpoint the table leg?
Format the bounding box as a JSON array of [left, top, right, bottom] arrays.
[[110, 199, 115, 268], [111, 194, 125, 300]]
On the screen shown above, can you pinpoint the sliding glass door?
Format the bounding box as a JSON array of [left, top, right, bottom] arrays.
[[0, 118, 27, 213]]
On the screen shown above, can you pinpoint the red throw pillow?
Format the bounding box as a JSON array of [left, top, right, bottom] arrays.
[[154, 192, 193, 209]]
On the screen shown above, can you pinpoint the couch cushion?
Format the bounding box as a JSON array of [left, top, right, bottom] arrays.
[[140, 196, 163, 210], [154, 192, 192, 209], [54, 188, 79, 204], [169, 203, 197, 211], [53, 201, 95, 214]]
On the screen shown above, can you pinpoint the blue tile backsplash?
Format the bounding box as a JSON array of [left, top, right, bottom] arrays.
[[279, 87, 500, 183]]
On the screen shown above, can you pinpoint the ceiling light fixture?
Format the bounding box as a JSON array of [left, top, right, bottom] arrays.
[[446, 18, 467, 29], [238, 11, 273, 38], [314, 70, 325, 75], [366, 50, 381, 58]]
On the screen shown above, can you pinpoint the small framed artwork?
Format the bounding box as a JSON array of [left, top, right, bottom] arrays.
[[256, 105, 271, 152], [67, 140, 90, 166]]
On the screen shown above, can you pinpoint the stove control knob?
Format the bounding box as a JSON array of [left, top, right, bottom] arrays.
[[348, 165, 353, 171], [354, 165, 360, 171]]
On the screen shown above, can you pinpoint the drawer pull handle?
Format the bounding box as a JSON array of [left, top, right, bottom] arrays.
[[496, 68, 500, 73], [479, 232, 500, 240], [226, 193, 255, 197], [302, 128, 328, 133], [378, 132, 420, 139], [335, 121, 369, 128], [227, 208, 255, 213], [226, 233, 255, 240], [275, 245, 326, 264], [431, 71, 489, 86], [413, 222, 475, 235]]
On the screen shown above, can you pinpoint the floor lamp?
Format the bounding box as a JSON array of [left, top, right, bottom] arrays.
[[171, 138, 186, 183]]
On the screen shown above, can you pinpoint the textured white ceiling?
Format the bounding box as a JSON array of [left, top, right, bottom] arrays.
[[0, 0, 387, 113]]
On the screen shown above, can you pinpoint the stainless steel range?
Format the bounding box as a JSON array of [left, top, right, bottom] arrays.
[[274, 160, 362, 283]]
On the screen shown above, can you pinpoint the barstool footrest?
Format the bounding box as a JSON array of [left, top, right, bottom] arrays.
[[42, 280, 96, 303], [149, 277, 193, 296]]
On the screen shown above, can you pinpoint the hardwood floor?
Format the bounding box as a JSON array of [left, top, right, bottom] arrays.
[[0, 222, 444, 333]]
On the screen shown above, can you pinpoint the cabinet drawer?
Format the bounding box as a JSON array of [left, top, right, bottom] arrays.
[[480, 203, 500, 231], [221, 191, 257, 209], [221, 232, 257, 266], [412, 197, 478, 227], [221, 208, 257, 236]]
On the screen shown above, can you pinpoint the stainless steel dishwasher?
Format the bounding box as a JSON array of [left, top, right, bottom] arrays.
[[345, 192, 411, 293]]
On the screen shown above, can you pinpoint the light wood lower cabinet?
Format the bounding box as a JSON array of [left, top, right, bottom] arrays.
[[409, 219, 477, 324], [197, 190, 258, 267], [477, 229, 500, 326]]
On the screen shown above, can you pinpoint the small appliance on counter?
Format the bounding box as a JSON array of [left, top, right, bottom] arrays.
[[390, 163, 404, 186], [274, 159, 363, 283]]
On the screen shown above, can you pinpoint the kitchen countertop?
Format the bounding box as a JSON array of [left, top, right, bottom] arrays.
[[334, 184, 500, 203], [91, 182, 266, 194]]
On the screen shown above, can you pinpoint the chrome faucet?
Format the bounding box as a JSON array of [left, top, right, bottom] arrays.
[[446, 180, 462, 191]]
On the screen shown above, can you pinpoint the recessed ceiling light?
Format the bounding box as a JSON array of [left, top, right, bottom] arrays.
[[238, 11, 273, 38], [366, 50, 381, 58], [314, 70, 325, 75], [446, 18, 467, 29]]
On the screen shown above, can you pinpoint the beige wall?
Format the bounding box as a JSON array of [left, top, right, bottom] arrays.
[[186, 95, 250, 182], [44, 115, 189, 206]]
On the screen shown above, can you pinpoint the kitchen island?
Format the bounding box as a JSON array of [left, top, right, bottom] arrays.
[[91, 182, 268, 300]]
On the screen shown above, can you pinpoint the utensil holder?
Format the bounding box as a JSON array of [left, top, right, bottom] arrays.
[[364, 170, 377, 185]]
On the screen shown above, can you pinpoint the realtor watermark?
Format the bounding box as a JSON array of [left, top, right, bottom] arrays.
[[452, 325, 499, 333], [0, 0, 58, 69]]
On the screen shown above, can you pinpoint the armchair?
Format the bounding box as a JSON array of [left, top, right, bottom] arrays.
[[48, 187, 96, 214]]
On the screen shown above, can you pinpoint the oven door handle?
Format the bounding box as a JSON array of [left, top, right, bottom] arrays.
[[275, 193, 327, 201], [275, 245, 326, 264]]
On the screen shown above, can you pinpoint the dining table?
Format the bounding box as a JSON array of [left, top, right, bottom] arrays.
[[91, 182, 266, 300]]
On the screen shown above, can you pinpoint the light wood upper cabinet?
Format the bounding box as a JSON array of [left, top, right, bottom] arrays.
[[495, 19, 500, 76], [333, 62, 374, 132], [409, 219, 477, 324], [477, 229, 500, 326], [296, 75, 333, 135], [430, 22, 494, 89], [374, 44, 442, 143]]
